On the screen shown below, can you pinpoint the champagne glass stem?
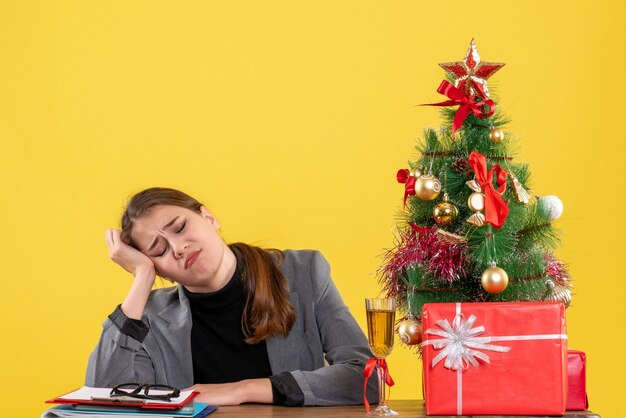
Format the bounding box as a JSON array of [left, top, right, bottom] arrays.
[[377, 363, 387, 408]]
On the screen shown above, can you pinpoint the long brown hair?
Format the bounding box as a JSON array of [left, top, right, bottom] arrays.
[[120, 187, 296, 344]]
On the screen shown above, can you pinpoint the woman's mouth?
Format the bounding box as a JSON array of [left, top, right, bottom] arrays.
[[185, 250, 202, 269]]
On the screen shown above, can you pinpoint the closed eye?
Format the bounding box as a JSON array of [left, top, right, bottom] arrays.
[[176, 220, 186, 233], [152, 238, 168, 257], [156, 245, 168, 257]]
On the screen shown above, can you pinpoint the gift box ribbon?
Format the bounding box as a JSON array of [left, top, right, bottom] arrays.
[[421, 303, 568, 415]]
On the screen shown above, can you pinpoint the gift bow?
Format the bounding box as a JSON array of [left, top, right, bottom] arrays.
[[397, 169, 416, 207], [423, 314, 511, 371], [423, 80, 495, 134], [468, 151, 509, 229], [363, 357, 395, 413]]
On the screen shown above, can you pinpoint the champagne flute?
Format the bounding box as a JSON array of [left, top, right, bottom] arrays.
[[365, 298, 397, 416]]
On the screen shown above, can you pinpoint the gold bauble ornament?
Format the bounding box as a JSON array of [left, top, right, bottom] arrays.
[[467, 192, 485, 212], [433, 193, 459, 226], [397, 318, 422, 345], [488, 127, 505, 143], [481, 266, 509, 294], [414, 174, 441, 201]]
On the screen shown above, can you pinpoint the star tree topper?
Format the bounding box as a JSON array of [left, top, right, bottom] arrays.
[[439, 39, 505, 99]]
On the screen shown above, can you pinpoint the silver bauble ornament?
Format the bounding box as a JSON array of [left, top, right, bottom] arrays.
[[538, 195, 563, 221]]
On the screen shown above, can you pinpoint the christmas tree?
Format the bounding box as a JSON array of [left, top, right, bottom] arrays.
[[381, 40, 572, 346]]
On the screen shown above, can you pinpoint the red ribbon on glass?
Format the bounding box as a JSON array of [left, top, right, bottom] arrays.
[[423, 80, 495, 134], [468, 151, 509, 228], [397, 169, 416, 207], [363, 357, 395, 413]]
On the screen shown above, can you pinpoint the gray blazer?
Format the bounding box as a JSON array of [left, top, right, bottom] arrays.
[[85, 250, 378, 406]]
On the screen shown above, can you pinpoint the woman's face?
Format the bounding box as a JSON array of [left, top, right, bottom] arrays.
[[130, 204, 235, 292]]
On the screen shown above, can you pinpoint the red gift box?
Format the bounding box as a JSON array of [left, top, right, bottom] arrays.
[[567, 349, 589, 410], [421, 302, 568, 416]]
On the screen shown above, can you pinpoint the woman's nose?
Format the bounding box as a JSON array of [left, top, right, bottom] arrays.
[[173, 242, 189, 259]]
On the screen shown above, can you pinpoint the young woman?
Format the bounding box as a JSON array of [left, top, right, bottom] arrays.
[[85, 187, 377, 406]]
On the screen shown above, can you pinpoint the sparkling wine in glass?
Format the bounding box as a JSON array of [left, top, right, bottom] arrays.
[[365, 298, 397, 416]]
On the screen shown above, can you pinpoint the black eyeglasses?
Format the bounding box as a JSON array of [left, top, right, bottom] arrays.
[[110, 383, 181, 402]]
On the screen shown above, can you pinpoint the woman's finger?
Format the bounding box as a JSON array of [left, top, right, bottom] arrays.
[[110, 228, 121, 246], [104, 229, 114, 250]]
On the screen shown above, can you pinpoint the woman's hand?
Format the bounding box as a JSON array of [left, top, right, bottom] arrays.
[[105, 228, 154, 276], [105, 228, 156, 320], [186, 379, 273, 406]]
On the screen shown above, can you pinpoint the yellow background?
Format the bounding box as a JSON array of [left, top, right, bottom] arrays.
[[1, 1, 624, 417]]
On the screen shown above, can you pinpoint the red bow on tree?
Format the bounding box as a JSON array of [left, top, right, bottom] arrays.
[[396, 169, 416, 207], [363, 357, 395, 413], [468, 151, 509, 228], [423, 80, 495, 134]]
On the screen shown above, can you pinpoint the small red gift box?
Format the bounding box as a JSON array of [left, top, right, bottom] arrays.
[[421, 302, 568, 416], [567, 349, 588, 410]]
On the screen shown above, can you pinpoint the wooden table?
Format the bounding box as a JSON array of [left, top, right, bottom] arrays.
[[212, 400, 600, 417]]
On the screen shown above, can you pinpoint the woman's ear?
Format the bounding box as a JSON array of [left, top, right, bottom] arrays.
[[200, 206, 220, 230]]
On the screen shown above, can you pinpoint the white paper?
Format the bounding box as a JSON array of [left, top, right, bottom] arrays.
[[57, 386, 194, 405]]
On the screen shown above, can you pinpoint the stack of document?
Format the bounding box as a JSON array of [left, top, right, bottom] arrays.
[[42, 387, 217, 418]]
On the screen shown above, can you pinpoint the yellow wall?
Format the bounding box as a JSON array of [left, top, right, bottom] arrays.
[[1, 1, 624, 416]]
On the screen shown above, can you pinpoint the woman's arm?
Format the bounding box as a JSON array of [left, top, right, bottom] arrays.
[[186, 378, 273, 405], [85, 312, 157, 387], [286, 251, 378, 406], [120, 264, 156, 319], [85, 229, 159, 387]]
